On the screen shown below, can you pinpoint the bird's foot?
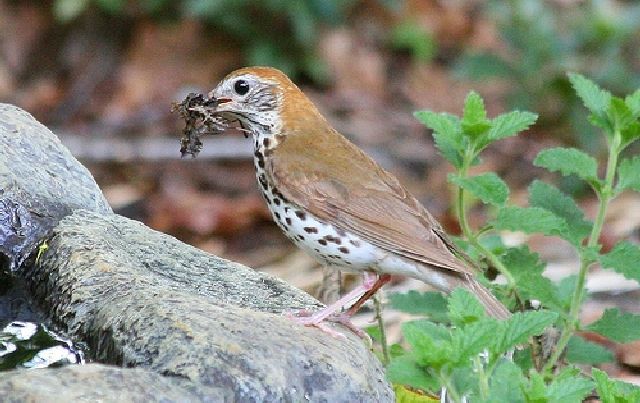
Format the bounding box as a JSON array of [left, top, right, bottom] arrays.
[[286, 310, 370, 343]]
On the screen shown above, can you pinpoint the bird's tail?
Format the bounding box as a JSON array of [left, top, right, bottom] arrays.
[[459, 274, 511, 320]]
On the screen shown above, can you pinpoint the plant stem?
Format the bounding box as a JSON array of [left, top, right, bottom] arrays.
[[474, 355, 490, 400], [373, 292, 389, 365], [456, 153, 516, 286], [542, 131, 620, 375]]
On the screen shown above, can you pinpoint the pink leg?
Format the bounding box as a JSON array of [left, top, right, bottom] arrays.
[[291, 272, 379, 325], [288, 272, 390, 338]]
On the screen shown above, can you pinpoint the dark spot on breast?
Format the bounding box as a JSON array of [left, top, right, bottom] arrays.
[[258, 160, 265, 168], [318, 239, 328, 246], [284, 207, 290, 213], [285, 217, 292, 225], [349, 239, 361, 247], [297, 235, 305, 240], [263, 138, 270, 148], [295, 211, 306, 220], [304, 227, 318, 234], [254, 140, 259, 148], [324, 235, 342, 244], [259, 175, 269, 190], [273, 198, 281, 205], [338, 247, 350, 254], [274, 212, 281, 220], [314, 248, 320, 253]]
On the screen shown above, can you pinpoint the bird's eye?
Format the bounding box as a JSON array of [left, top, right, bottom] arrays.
[[234, 79, 250, 95]]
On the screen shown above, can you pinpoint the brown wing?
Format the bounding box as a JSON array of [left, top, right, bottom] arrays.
[[266, 128, 474, 275]]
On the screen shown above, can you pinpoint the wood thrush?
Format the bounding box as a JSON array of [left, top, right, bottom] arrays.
[[209, 67, 510, 333]]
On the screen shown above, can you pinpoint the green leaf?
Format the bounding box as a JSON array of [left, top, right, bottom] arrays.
[[587, 308, 640, 343], [568, 72, 612, 116], [546, 367, 594, 403], [616, 156, 640, 193], [415, 111, 463, 168], [626, 88, 640, 118], [502, 246, 560, 309], [493, 206, 569, 238], [461, 92, 491, 137], [389, 291, 449, 322], [450, 319, 497, 363], [402, 320, 452, 367], [533, 147, 599, 183], [447, 288, 485, 326], [487, 111, 538, 141], [488, 359, 526, 403], [449, 172, 509, 206], [600, 241, 640, 284], [592, 368, 640, 403], [607, 97, 636, 133], [387, 355, 440, 392], [492, 310, 558, 354], [528, 180, 592, 244], [566, 335, 614, 364]]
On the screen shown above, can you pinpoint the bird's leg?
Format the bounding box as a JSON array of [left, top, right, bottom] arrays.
[[344, 273, 391, 316], [288, 271, 386, 338]]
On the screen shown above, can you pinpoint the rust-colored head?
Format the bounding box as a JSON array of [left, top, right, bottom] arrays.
[[210, 67, 324, 139]]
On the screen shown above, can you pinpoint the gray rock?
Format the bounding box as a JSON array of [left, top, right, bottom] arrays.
[[24, 211, 393, 402], [0, 103, 111, 270], [1, 103, 393, 402], [0, 364, 211, 402]]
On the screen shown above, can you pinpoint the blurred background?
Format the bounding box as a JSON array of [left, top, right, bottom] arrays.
[[2, 0, 640, 379]]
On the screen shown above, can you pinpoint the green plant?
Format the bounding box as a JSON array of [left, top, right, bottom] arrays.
[[456, 0, 640, 155], [385, 73, 640, 401]]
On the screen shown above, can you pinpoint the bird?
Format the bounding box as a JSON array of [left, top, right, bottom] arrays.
[[208, 66, 510, 333]]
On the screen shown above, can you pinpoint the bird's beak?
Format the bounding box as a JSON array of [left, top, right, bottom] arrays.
[[216, 97, 232, 105]]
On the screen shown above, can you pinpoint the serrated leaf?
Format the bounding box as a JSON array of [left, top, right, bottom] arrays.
[[528, 180, 592, 244], [450, 319, 497, 363], [616, 156, 640, 193], [389, 291, 449, 322], [447, 288, 485, 326], [488, 359, 526, 403], [414, 111, 461, 140], [587, 308, 640, 343], [502, 246, 560, 309], [593, 368, 640, 403], [449, 172, 509, 206], [387, 356, 440, 393], [462, 92, 491, 137], [402, 320, 453, 367], [626, 88, 640, 118], [493, 206, 569, 238], [546, 367, 593, 403], [607, 97, 636, 133], [566, 335, 614, 364], [415, 111, 464, 168], [600, 241, 640, 284], [487, 111, 538, 141], [492, 310, 558, 354], [533, 147, 599, 182], [568, 72, 612, 116], [621, 121, 640, 147]]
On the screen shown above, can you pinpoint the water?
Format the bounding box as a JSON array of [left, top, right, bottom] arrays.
[[0, 321, 84, 370]]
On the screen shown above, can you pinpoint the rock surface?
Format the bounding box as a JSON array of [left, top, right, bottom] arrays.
[[22, 210, 392, 402], [0, 104, 394, 402], [0, 103, 111, 270], [0, 364, 208, 402]]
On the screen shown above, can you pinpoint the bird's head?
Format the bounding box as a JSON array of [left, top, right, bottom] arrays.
[[210, 67, 322, 140]]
